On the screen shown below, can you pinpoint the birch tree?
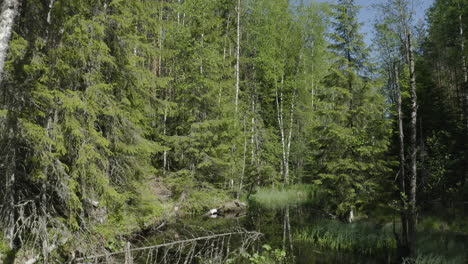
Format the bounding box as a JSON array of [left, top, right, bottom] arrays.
[[374, 15, 410, 250], [375, 0, 418, 257], [0, 0, 20, 83]]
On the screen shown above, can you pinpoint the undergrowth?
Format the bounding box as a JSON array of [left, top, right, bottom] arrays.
[[182, 187, 231, 214]]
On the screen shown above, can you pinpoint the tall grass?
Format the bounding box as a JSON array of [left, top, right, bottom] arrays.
[[295, 220, 397, 255], [249, 184, 317, 209], [403, 255, 467, 264], [295, 219, 467, 263]]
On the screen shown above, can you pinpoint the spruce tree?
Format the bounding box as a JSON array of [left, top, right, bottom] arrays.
[[312, 0, 391, 219]]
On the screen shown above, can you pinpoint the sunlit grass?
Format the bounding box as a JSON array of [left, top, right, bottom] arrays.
[[249, 184, 317, 209]]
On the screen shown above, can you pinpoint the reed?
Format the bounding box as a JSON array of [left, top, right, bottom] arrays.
[[295, 220, 396, 255], [296, 219, 467, 263], [403, 255, 466, 264]]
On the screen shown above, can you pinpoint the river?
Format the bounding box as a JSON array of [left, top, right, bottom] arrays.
[[120, 203, 467, 264]]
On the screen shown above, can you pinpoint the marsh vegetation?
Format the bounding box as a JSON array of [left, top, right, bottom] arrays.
[[112, 188, 467, 263]]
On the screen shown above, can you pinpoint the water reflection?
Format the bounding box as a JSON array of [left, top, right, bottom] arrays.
[[128, 204, 468, 263]]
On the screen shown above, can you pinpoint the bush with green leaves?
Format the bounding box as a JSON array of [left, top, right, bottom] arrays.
[[240, 244, 286, 264]]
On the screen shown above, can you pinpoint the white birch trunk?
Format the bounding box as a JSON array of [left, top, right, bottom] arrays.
[[458, 9, 468, 129], [200, 33, 204, 74], [0, 0, 20, 84], [276, 74, 295, 185], [47, 0, 55, 25], [251, 95, 256, 163], [238, 119, 247, 199], [458, 5, 467, 83], [395, 63, 408, 247], [163, 105, 168, 175], [407, 31, 418, 257], [235, 0, 241, 113], [276, 77, 286, 183], [177, 0, 180, 24], [311, 77, 315, 109]]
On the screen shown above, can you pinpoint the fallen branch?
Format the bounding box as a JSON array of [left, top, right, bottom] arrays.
[[75, 231, 262, 262]]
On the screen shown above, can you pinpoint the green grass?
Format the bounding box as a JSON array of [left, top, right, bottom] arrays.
[[295, 219, 468, 263], [295, 220, 396, 255], [0, 233, 8, 254], [419, 215, 468, 234], [249, 184, 317, 209], [0, 234, 7, 262], [403, 255, 466, 264]]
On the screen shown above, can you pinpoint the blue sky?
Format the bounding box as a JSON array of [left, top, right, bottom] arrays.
[[316, 0, 435, 45]]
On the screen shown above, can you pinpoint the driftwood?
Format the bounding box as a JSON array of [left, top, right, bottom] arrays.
[[203, 200, 247, 217], [75, 231, 262, 262]]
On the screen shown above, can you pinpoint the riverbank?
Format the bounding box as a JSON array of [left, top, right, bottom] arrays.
[[2, 185, 467, 263], [0, 182, 237, 263], [103, 191, 468, 264]]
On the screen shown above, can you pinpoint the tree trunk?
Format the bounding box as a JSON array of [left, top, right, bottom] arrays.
[[407, 32, 418, 257], [458, 9, 468, 131], [5, 125, 19, 250], [460, 12, 468, 84], [285, 90, 296, 185], [251, 94, 255, 163], [0, 0, 20, 84], [46, 0, 55, 25], [282, 206, 293, 251], [238, 118, 247, 199], [125, 242, 133, 264], [276, 77, 285, 179], [458, 2, 468, 206], [395, 63, 409, 252], [276, 75, 291, 185], [235, 0, 241, 114], [163, 104, 168, 175]]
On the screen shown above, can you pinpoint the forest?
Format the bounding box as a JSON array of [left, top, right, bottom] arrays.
[[0, 0, 467, 263]]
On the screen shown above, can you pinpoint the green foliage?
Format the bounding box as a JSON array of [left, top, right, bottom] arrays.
[[0, 0, 422, 260], [240, 244, 286, 264], [308, 0, 392, 217], [183, 187, 231, 214], [0, 233, 9, 256], [413, 0, 468, 202]]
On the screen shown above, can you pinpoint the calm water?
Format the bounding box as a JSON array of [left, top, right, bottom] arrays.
[[127, 204, 468, 264]]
